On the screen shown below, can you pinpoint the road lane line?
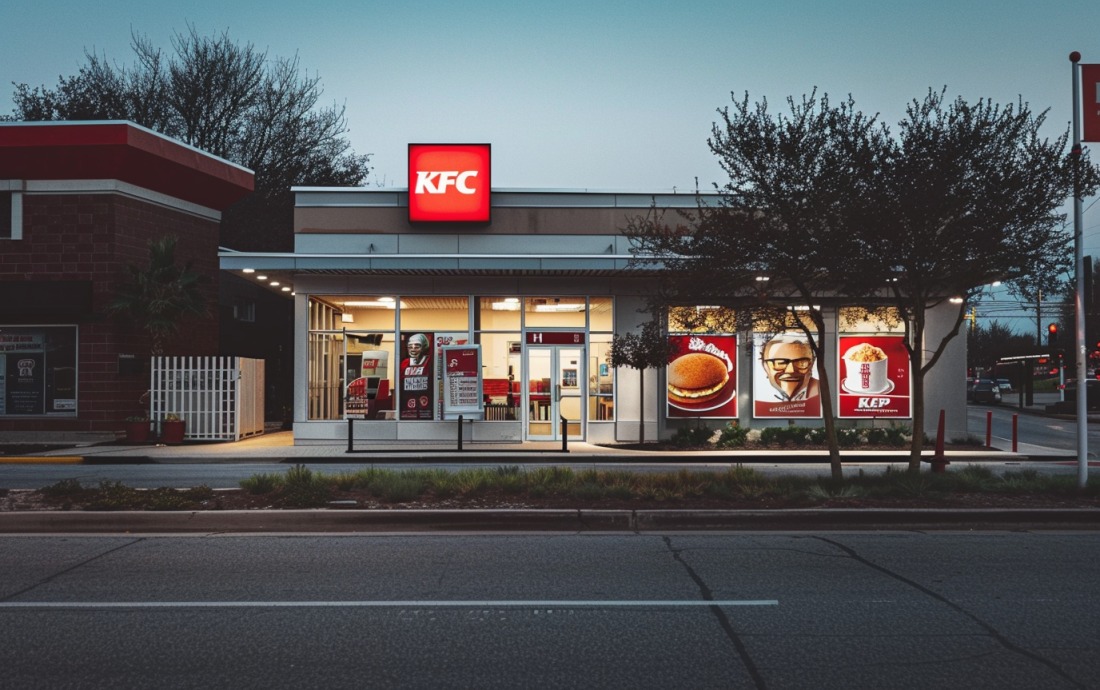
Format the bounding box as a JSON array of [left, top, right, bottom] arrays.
[[0, 599, 778, 609]]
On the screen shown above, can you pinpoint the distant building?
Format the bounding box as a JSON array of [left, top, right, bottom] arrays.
[[0, 121, 253, 432]]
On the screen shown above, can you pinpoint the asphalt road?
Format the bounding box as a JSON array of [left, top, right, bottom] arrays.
[[1, 532, 1096, 689], [967, 403, 1100, 454]]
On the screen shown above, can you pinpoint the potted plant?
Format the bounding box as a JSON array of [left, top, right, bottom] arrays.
[[124, 415, 151, 443], [160, 413, 186, 445]]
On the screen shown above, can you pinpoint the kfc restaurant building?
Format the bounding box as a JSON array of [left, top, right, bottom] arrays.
[[221, 144, 966, 445]]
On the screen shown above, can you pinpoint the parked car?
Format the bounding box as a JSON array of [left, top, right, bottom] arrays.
[[1058, 379, 1100, 410], [970, 379, 1002, 404], [996, 378, 1014, 395]]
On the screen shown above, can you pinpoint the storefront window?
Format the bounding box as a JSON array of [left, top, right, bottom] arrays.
[[0, 325, 77, 416], [838, 306, 903, 333], [308, 297, 398, 420], [668, 305, 737, 333], [588, 334, 614, 421], [306, 295, 617, 426], [589, 297, 613, 331], [524, 297, 586, 328], [476, 296, 521, 331]]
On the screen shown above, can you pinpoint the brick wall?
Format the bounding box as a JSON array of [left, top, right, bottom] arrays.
[[0, 192, 221, 432]]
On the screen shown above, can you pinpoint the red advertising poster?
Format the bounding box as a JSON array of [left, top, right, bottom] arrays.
[[399, 332, 434, 420], [1083, 64, 1100, 143], [442, 345, 482, 418], [667, 334, 737, 418], [752, 332, 823, 418], [837, 335, 911, 418]]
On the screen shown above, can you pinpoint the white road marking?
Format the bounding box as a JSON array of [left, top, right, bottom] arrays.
[[0, 599, 777, 609]]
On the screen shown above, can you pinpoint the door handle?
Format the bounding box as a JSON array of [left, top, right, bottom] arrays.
[[555, 384, 561, 402]]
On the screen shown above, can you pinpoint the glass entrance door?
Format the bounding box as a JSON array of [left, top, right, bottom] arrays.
[[525, 346, 584, 441]]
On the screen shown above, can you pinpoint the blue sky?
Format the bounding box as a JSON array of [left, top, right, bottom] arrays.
[[3, 0, 1100, 328]]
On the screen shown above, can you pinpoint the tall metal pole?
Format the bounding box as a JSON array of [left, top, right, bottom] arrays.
[[1071, 51, 1088, 488]]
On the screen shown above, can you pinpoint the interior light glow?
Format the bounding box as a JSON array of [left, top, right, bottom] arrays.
[[534, 304, 585, 313], [242, 268, 255, 274], [343, 300, 404, 309]]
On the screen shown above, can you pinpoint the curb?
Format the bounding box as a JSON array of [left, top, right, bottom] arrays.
[[0, 456, 84, 464], [2, 508, 1099, 533]]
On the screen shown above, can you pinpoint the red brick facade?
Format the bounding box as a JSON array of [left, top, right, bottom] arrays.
[[0, 122, 252, 432]]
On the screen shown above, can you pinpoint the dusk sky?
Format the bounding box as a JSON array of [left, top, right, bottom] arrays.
[[4, 1, 1100, 327]]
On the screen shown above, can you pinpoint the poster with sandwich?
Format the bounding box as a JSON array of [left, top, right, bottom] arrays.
[[666, 334, 737, 418]]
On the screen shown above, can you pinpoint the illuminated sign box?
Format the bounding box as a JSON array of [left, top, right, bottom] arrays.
[[408, 143, 491, 223]]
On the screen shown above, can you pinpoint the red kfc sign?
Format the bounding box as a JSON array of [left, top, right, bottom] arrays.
[[408, 144, 491, 223], [1083, 64, 1100, 143]]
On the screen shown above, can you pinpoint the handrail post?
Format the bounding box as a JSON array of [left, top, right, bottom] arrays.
[[458, 415, 464, 451], [560, 415, 568, 453], [346, 418, 353, 453]]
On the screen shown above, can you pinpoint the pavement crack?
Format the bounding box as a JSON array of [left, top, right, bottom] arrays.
[[662, 536, 768, 690], [1, 538, 144, 603], [812, 536, 1087, 689]]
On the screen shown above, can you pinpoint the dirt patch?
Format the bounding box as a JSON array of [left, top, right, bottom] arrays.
[[3, 486, 1098, 513]]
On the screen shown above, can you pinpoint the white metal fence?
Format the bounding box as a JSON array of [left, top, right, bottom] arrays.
[[150, 356, 265, 441]]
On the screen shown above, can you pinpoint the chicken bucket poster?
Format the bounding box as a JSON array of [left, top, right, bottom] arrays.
[[836, 335, 910, 418]]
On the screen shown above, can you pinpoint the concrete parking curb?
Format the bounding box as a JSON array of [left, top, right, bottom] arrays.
[[0, 456, 85, 464], [2, 508, 1099, 533]]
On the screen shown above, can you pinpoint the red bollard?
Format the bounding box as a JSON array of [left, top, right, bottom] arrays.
[[985, 411, 992, 448], [1012, 414, 1018, 453]]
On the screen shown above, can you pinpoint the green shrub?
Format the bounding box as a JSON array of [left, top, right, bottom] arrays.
[[670, 425, 712, 448], [453, 468, 493, 495], [240, 473, 281, 494], [40, 478, 86, 497], [759, 427, 784, 445], [279, 464, 331, 507], [715, 423, 748, 448], [836, 428, 862, 448], [571, 481, 606, 501], [373, 474, 427, 503]]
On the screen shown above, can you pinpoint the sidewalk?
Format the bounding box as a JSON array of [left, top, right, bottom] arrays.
[[0, 428, 1080, 465], [0, 391, 1092, 465]]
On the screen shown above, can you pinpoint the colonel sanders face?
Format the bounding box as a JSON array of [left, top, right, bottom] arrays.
[[761, 337, 815, 398]]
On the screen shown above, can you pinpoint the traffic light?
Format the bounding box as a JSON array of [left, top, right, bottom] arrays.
[[1047, 323, 1059, 347]]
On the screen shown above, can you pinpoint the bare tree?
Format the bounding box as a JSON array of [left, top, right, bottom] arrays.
[[8, 25, 370, 250], [627, 91, 890, 480], [865, 90, 1099, 469]]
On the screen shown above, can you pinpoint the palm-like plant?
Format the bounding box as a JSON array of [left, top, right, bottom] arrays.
[[107, 235, 207, 355]]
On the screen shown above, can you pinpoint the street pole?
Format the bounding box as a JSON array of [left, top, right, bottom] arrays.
[[1071, 51, 1088, 488]]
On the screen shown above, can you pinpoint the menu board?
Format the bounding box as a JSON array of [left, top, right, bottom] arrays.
[[441, 345, 483, 419]]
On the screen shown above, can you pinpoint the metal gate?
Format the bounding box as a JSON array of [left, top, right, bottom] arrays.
[[150, 357, 265, 441]]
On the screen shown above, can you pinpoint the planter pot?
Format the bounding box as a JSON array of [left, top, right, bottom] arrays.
[[124, 421, 150, 444], [161, 420, 186, 445]]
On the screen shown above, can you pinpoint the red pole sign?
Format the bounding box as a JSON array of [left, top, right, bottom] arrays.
[[1084, 64, 1100, 143]]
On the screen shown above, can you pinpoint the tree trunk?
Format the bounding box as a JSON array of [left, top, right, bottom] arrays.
[[908, 353, 925, 472], [816, 373, 844, 481]]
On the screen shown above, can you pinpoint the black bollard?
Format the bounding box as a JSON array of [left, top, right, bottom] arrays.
[[346, 418, 354, 453]]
